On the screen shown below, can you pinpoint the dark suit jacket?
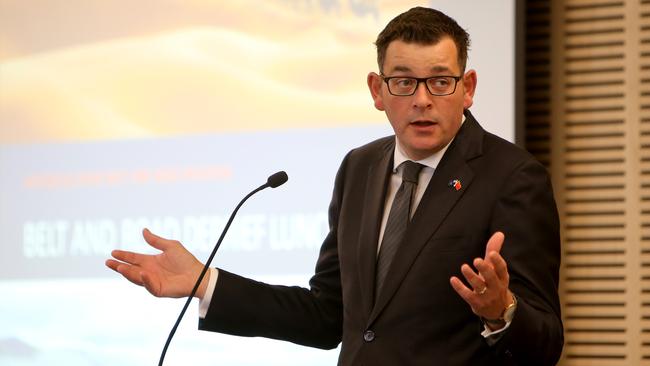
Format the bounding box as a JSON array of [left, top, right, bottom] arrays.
[[199, 111, 563, 366]]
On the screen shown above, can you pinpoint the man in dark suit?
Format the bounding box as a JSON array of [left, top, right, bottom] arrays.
[[106, 7, 563, 365]]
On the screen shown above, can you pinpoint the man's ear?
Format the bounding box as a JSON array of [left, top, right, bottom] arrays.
[[367, 72, 385, 111], [461, 69, 477, 109]]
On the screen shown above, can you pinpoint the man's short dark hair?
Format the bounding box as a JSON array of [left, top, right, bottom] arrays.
[[375, 7, 470, 74]]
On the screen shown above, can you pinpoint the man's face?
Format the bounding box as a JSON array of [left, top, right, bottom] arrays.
[[367, 38, 477, 160]]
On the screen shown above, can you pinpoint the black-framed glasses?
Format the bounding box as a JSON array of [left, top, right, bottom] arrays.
[[381, 75, 462, 96]]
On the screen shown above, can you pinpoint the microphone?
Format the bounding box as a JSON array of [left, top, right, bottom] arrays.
[[158, 171, 288, 366], [266, 171, 288, 188]]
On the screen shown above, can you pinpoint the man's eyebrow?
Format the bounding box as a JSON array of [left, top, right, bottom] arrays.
[[387, 65, 455, 74], [389, 65, 412, 73], [430, 65, 452, 73]]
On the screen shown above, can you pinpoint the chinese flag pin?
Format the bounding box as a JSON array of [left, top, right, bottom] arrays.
[[448, 179, 462, 191]]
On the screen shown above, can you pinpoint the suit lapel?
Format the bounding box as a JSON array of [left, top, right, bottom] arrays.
[[367, 111, 484, 326], [357, 140, 394, 316]]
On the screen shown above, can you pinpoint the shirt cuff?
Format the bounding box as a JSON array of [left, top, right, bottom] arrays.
[[481, 318, 512, 338], [198, 267, 219, 319]]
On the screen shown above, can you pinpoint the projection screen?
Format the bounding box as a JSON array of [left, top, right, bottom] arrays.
[[0, 1, 516, 364]]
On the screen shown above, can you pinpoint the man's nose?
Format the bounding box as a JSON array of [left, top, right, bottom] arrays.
[[412, 81, 432, 108]]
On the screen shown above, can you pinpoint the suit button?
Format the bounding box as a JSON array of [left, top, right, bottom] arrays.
[[363, 330, 375, 342]]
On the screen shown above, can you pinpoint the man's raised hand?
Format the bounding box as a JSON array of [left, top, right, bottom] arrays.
[[105, 228, 209, 299], [449, 231, 514, 326]]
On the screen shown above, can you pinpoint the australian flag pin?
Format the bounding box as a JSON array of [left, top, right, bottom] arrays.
[[448, 179, 462, 191]]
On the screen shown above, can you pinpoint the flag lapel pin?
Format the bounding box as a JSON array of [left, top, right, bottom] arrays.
[[448, 179, 462, 191]]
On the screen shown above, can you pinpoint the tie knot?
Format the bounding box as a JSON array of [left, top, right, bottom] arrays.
[[401, 160, 423, 184]]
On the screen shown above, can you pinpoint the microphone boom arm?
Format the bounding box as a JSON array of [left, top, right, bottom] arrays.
[[158, 171, 288, 366]]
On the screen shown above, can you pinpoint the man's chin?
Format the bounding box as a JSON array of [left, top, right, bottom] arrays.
[[402, 143, 446, 160]]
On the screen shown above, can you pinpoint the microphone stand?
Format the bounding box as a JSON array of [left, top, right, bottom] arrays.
[[158, 171, 288, 365]]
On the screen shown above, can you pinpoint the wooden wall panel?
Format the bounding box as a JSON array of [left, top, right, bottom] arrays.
[[524, 0, 645, 364]]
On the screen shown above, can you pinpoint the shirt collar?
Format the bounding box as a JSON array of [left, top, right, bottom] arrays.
[[392, 114, 465, 172]]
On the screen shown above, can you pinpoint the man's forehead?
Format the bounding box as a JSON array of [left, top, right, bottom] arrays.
[[383, 39, 460, 74]]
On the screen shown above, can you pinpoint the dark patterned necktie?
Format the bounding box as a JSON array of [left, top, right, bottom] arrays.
[[375, 160, 424, 300]]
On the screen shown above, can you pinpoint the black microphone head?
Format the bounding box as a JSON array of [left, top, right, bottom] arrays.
[[267, 171, 288, 188]]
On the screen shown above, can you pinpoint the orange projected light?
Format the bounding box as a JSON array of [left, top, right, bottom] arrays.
[[0, 1, 421, 144]]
